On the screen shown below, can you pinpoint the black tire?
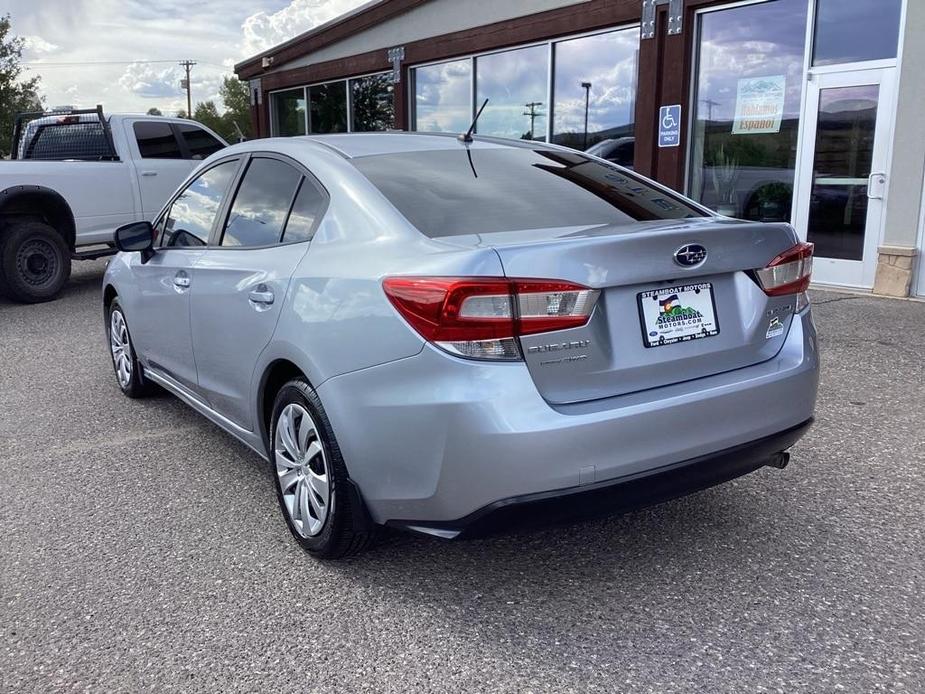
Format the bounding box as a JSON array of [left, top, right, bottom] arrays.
[[0, 221, 72, 303], [106, 298, 156, 398], [270, 379, 373, 559]]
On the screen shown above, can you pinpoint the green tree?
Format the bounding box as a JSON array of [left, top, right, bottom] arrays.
[[186, 78, 254, 143], [192, 100, 228, 140], [350, 74, 393, 132], [146, 107, 163, 116], [220, 76, 252, 140], [0, 14, 44, 157]]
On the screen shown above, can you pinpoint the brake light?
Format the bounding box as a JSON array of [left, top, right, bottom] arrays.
[[382, 277, 599, 360], [755, 242, 814, 296]]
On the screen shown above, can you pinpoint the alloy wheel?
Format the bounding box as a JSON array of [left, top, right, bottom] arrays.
[[275, 403, 331, 537], [109, 309, 133, 388]]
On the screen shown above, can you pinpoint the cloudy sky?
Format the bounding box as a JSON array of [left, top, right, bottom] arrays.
[[8, 0, 368, 114]]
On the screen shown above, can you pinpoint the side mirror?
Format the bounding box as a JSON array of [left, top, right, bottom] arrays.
[[114, 221, 155, 262]]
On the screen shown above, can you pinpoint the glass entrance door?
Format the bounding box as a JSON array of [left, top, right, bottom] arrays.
[[794, 68, 896, 288]]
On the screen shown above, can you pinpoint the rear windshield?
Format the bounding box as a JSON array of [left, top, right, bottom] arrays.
[[22, 122, 115, 161], [351, 147, 707, 237]]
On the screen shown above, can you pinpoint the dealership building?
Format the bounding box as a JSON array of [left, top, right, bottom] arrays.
[[235, 0, 925, 298]]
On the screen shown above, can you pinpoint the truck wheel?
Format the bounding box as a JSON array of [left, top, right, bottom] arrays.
[[0, 221, 72, 303]]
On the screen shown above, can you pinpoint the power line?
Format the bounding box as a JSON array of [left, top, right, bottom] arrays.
[[22, 59, 229, 69]]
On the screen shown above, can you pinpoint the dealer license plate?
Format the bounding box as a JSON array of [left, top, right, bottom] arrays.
[[638, 283, 720, 348]]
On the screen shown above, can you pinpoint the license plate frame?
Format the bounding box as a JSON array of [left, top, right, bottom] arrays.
[[637, 282, 720, 348]]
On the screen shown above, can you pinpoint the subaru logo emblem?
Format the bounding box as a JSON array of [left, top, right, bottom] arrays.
[[674, 244, 707, 267]]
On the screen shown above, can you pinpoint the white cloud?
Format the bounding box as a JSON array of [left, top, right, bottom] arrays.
[[242, 0, 368, 56], [21, 35, 59, 55], [6, 0, 369, 115], [118, 62, 185, 99]]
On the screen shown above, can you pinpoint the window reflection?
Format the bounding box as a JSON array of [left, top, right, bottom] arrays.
[[222, 158, 302, 248], [552, 29, 638, 154], [689, 0, 808, 222], [476, 45, 549, 141], [353, 149, 704, 239], [272, 88, 307, 137], [350, 73, 395, 132], [309, 81, 347, 134], [813, 0, 902, 66], [807, 86, 879, 261], [163, 161, 237, 247], [283, 179, 326, 243], [413, 59, 473, 133]]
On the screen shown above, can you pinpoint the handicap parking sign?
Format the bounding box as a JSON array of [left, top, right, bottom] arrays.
[[658, 105, 682, 148]]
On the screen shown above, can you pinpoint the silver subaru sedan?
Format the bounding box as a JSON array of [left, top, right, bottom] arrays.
[[103, 133, 818, 558]]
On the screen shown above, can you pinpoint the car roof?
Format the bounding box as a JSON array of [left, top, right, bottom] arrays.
[[299, 132, 527, 159]]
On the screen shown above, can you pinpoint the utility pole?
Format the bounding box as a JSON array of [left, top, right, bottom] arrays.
[[179, 60, 196, 116], [522, 101, 544, 140], [581, 81, 592, 150], [701, 98, 720, 123]]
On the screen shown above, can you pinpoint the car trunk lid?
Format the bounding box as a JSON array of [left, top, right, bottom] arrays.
[[469, 218, 801, 404]]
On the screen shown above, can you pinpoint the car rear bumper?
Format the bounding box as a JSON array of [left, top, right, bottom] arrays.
[[387, 417, 813, 539], [317, 309, 819, 526]]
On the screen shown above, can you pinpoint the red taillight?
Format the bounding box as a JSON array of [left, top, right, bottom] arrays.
[[382, 276, 599, 360], [755, 242, 814, 296]]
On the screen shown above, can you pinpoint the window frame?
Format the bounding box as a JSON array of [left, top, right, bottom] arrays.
[[209, 151, 330, 250]]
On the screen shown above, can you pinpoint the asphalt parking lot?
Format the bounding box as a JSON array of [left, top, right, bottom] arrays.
[[1, 259, 923, 693]]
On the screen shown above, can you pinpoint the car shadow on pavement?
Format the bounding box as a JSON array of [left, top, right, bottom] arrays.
[[311, 477, 806, 673]]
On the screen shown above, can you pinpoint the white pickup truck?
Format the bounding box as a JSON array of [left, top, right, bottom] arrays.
[[0, 107, 227, 302]]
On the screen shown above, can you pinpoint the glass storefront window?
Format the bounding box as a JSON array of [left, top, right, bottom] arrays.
[[552, 28, 639, 157], [412, 58, 473, 133], [476, 45, 549, 141], [309, 81, 347, 134], [813, 0, 902, 67], [272, 88, 307, 137], [689, 0, 808, 222], [350, 73, 395, 132]]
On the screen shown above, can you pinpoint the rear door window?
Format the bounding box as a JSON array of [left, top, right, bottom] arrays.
[[178, 124, 225, 160], [221, 158, 302, 247], [162, 160, 238, 247], [352, 148, 706, 238], [134, 121, 183, 159]]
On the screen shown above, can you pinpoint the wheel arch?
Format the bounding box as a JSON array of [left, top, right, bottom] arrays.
[[258, 359, 313, 453], [103, 284, 118, 305], [0, 186, 77, 250], [103, 284, 118, 321]]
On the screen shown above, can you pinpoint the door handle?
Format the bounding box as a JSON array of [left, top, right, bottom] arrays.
[[173, 272, 191, 289], [248, 287, 274, 305], [867, 172, 886, 200], [141, 171, 158, 177]]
